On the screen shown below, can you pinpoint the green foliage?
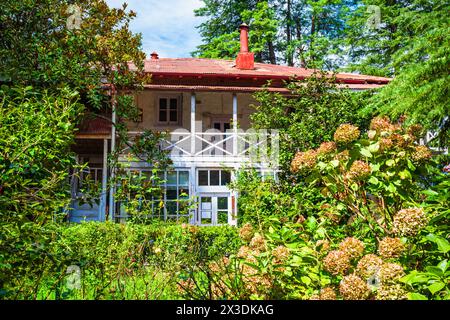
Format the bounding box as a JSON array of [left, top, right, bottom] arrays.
[[0, 0, 147, 101], [194, 0, 356, 68], [0, 86, 82, 222], [0, 221, 239, 299], [344, 1, 449, 143], [250, 72, 371, 172], [230, 117, 449, 300]]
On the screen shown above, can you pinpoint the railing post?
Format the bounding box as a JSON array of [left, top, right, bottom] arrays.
[[232, 93, 238, 156], [109, 85, 116, 221], [100, 138, 108, 221], [191, 93, 196, 156]]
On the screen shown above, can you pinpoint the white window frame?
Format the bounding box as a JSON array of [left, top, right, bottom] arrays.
[[155, 94, 182, 126]]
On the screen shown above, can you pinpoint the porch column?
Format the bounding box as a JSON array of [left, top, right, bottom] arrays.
[[108, 88, 116, 221], [191, 92, 196, 156], [100, 138, 108, 221], [232, 93, 238, 156]]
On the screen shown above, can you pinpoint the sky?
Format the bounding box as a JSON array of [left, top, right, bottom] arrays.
[[106, 0, 205, 58]]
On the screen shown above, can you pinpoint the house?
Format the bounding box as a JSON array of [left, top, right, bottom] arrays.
[[70, 24, 390, 225]]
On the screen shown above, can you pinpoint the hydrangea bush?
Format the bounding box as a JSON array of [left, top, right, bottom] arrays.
[[221, 117, 449, 300]]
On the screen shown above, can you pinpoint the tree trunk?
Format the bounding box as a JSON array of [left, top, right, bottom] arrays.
[[286, 0, 293, 66], [295, 20, 306, 68], [268, 40, 276, 64]]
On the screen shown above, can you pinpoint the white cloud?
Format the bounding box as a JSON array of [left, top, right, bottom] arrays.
[[106, 0, 205, 58]]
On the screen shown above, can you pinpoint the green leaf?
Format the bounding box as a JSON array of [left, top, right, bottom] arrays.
[[330, 159, 339, 168], [436, 238, 450, 253], [408, 293, 428, 300], [368, 176, 379, 185], [386, 183, 397, 193], [301, 276, 311, 285], [360, 148, 373, 158], [407, 159, 416, 171], [398, 169, 412, 180], [400, 271, 429, 285], [386, 159, 395, 167], [437, 260, 448, 273], [425, 266, 443, 277], [350, 182, 359, 191], [367, 142, 380, 153], [428, 282, 445, 295]]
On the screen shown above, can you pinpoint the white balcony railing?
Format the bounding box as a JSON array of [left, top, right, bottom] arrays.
[[122, 130, 279, 166], [161, 131, 276, 158]]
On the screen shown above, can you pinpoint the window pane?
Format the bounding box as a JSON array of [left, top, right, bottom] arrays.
[[169, 110, 177, 122], [178, 171, 189, 186], [159, 98, 167, 109], [201, 197, 212, 210], [166, 201, 177, 215], [169, 98, 177, 110], [159, 110, 167, 122], [224, 123, 231, 131], [166, 187, 177, 200], [178, 188, 189, 199], [218, 197, 228, 210], [218, 211, 228, 224], [210, 170, 220, 185], [199, 171, 208, 186], [213, 122, 221, 130], [158, 172, 165, 185], [167, 172, 177, 185], [221, 171, 231, 185]]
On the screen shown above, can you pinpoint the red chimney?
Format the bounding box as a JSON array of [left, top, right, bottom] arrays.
[[150, 51, 159, 60], [236, 23, 254, 70]]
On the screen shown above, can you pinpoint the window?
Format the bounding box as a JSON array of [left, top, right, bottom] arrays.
[[117, 169, 190, 221], [158, 97, 180, 125], [198, 169, 231, 186]]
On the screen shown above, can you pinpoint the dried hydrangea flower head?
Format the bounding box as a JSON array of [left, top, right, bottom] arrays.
[[291, 149, 317, 173], [188, 225, 200, 234], [339, 237, 365, 259], [249, 234, 266, 251], [378, 237, 405, 259], [315, 239, 331, 253], [239, 223, 254, 242], [323, 250, 351, 275], [411, 145, 432, 163], [393, 207, 428, 236], [379, 138, 394, 151], [339, 274, 371, 300], [177, 277, 195, 294], [407, 124, 423, 140], [237, 245, 259, 263], [376, 284, 408, 300], [390, 133, 408, 148], [369, 116, 397, 133], [336, 149, 350, 162], [319, 287, 337, 300], [379, 263, 405, 284], [346, 160, 371, 181], [334, 124, 360, 144], [272, 245, 290, 264], [316, 141, 337, 156], [356, 254, 383, 279]]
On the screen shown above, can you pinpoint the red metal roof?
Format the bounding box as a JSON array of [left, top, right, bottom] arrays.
[[143, 83, 386, 92], [135, 58, 391, 85], [76, 116, 111, 137]]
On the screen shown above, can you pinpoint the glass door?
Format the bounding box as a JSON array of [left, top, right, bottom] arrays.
[[198, 194, 230, 226]]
